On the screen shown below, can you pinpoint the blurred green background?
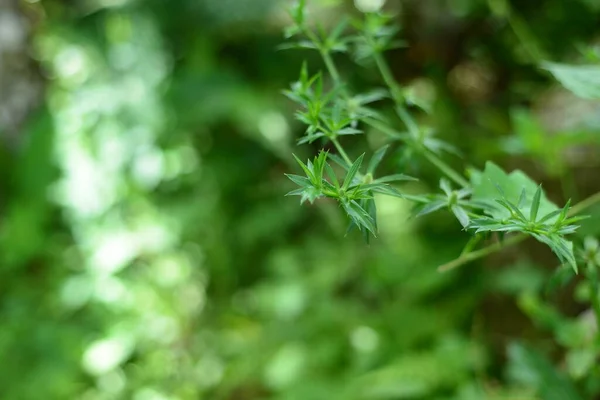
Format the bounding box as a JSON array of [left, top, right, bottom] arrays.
[[1, 0, 600, 399]]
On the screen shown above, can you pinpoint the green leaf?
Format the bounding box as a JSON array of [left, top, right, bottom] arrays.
[[472, 162, 558, 220], [342, 154, 365, 191], [324, 162, 339, 189], [413, 200, 447, 218], [518, 187, 527, 209], [370, 184, 404, 198], [342, 199, 377, 235], [337, 127, 363, 136], [530, 185, 542, 222], [292, 154, 315, 182], [566, 348, 597, 380], [285, 174, 311, 188], [451, 205, 470, 228], [507, 342, 584, 400], [327, 17, 349, 48], [327, 153, 350, 171], [541, 62, 600, 100], [495, 198, 527, 221], [439, 179, 453, 197], [367, 144, 389, 174], [373, 174, 417, 184], [532, 233, 578, 272]]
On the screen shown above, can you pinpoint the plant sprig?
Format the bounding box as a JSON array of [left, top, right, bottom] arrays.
[[281, 0, 599, 274]]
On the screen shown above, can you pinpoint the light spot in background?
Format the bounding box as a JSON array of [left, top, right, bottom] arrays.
[[264, 343, 306, 389], [152, 253, 192, 287], [354, 0, 386, 13], [53, 46, 90, 84], [272, 282, 306, 320], [53, 141, 119, 218], [144, 315, 179, 344], [375, 194, 413, 235], [41, 10, 209, 393], [109, 43, 138, 70], [60, 275, 94, 309], [94, 276, 132, 306], [132, 147, 166, 189], [259, 111, 289, 144], [195, 355, 225, 388], [351, 326, 379, 352], [134, 221, 177, 256], [83, 335, 134, 376], [163, 145, 200, 179], [89, 230, 138, 275], [133, 388, 170, 400], [178, 284, 206, 315], [97, 369, 127, 395]]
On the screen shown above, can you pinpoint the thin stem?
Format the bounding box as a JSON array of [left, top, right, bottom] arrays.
[[371, 52, 469, 189], [438, 234, 527, 272], [372, 52, 403, 102], [395, 104, 419, 137], [422, 151, 470, 189], [332, 137, 352, 166], [363, 117, 469, 188], [438, 190, 600, 272], [303, 29, 353, 168], [321, 49, 342, 87], [505, 10, 546, 63], [568, 191, 600, 216]]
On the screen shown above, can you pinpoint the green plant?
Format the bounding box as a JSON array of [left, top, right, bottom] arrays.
[[282, 1, 600, 397]]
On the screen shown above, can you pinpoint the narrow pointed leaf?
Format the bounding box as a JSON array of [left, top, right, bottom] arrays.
[[413, 200, 447, 218], [342, 153, 365, 191], [292, 154, 315, 181], [324, 162, 339, 189], [367, 145, 389, 174], [285, 174, 312, 187], [530, 185, 542, 222], [440, 179, 453, 196], [518, 187, 527, 209], [374, 174, 417, 184], [451, 205, 470, 228]]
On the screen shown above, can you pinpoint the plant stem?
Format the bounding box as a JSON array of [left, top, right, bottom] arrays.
[[438, 190, 600, 272], [422, 151, 470, 189], [363, 117, 469, 188], [372, 52, 403, 102], [321, 49, 342, 86], [332, 137, 352, 166], [438, 234, 527, 272], [370, 52, 470, 189], [568, 191, 600, 216]]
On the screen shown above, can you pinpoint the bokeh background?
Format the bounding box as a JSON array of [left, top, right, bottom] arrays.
[[2, 0, 600, 399]]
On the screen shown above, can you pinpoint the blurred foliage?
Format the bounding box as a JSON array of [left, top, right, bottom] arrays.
[[1, 0, 600, 399]]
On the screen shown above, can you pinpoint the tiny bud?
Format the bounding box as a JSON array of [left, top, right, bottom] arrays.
[[363, 173, 374, 184]]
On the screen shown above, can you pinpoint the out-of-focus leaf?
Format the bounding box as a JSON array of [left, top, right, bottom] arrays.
[[507, 342, 584, 400], [541, 62, 600, 100]]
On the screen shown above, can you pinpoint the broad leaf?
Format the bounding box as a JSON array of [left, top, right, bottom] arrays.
[[471, 162, 558, 221], [541, 62, 600, 100]]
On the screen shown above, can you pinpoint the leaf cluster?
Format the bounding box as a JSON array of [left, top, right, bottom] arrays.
[[286, 146, 415, 236]]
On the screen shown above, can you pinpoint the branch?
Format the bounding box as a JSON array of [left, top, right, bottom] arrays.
[[438, 191, 600, 272]]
